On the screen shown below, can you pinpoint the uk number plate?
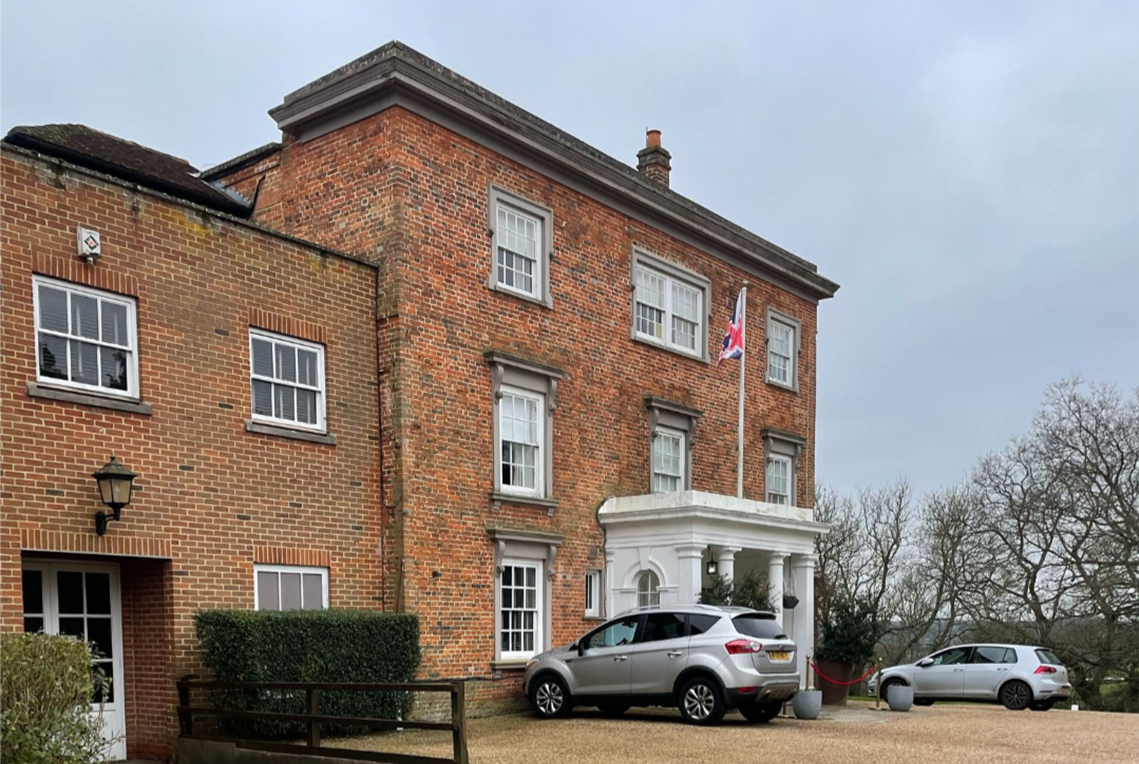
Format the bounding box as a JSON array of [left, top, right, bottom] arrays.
[[768, 651, 791, 661]]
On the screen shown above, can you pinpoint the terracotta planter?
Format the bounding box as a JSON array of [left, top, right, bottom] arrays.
[[815, 658, 854, 706]]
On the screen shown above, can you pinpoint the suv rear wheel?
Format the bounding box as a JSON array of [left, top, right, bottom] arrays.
[[529, 674, 571, 719], [678, 676, 725, 725], [739, 699, 781, 723]]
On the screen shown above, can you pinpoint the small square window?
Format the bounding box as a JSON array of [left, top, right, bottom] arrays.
[[33, 276, 138, 398], [249, 329, 326, 431], [254, 565, 328, 611]]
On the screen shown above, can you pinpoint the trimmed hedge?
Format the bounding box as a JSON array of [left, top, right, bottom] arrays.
[[1, 632, 113, 764], [194, 609, 420, 739]]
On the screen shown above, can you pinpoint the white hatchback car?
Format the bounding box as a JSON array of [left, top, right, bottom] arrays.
[[868, 644, 1071, 711]]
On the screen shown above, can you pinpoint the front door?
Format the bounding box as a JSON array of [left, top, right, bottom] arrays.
[[913, 646, 972, 698], [569, 615, 640, 696], [22, 561, 126, 761]]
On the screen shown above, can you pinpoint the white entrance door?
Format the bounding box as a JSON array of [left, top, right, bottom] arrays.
[[22, 561, 127, 761]]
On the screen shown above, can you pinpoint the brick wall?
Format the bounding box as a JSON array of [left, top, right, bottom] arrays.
[[0, 148, 383, 758], [217, 106, 818, 695]]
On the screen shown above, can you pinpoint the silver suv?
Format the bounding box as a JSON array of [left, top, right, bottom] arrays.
[[523, 604, 799, 725]]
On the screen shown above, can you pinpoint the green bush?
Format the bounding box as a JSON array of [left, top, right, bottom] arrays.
[[194, 609, 420, 739], [699, 570, 774, 611], [1, 632, 113, 764], [815, 595, 883, 666]]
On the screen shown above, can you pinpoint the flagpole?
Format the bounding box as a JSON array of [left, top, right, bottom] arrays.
[[737, 283, 747, 499]]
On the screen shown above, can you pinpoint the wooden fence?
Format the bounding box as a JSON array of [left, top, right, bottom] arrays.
[[176, 677, 469, 764]]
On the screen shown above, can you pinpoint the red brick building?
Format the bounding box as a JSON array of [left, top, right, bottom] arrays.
[[1, 42, 837, 761]]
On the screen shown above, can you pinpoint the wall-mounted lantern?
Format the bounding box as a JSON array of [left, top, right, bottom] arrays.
[[92, 455, 136, 536], [706, 558, 719, 576]]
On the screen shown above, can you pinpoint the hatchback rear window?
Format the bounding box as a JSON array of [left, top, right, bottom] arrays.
[[732, 615, 787, 639], [1035, 649, 1063, 666]]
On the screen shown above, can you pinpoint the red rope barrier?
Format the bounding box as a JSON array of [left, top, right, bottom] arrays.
[[808, 660, 878, 686]]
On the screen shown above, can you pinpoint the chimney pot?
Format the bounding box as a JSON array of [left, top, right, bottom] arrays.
[[637, 129, 671, 188]]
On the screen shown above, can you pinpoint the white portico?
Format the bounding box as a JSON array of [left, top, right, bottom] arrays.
[[598, 490, 827, 678]]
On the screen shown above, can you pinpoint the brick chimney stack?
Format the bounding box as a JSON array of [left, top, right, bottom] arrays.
[[637, 129, 671, 187]]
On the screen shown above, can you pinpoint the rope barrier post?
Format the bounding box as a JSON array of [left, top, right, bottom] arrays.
[[806, 654, 812, 691], [875, 657, 883, 710]]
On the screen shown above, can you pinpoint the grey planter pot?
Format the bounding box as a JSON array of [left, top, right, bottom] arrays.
[[792, 690, 822, 720], [886, 684, 914, 712]]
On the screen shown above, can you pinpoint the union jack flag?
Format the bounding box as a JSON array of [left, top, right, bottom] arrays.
[[718, 289, 745, 363]]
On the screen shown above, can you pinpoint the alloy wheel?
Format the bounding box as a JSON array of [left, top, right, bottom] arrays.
[[536, 680, 564, 715], [684, 683, 715, 720], [1002, 682, 1030, 710]]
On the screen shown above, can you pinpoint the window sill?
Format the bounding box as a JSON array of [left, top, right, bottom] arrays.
[[490, 491, 559, 509], [26, 382, 152, 415], [245, 420, 338, 445], [492, 660, 530, 671], [489, 283, 552, 310], [632, 335, 709, 365], [764, 377, 800, 394]]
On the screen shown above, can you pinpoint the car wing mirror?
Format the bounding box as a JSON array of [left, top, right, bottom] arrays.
[[917, 658, 934, 668]]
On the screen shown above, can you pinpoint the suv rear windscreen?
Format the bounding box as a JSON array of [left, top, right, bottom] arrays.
[[732, 615, 787, 640], [1035, 649, 1063, 666]]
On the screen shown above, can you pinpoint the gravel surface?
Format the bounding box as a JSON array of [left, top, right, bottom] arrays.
[[337, 701, 1138, 764]]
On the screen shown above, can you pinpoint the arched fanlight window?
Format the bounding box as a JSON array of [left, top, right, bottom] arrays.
[[637, 570, 661, 608]]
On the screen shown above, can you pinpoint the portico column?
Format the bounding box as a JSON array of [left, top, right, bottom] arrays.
[[790, 553, 817, 681], [604, 547, 616, 618], [674, 543, 705, 604], [767, 552, 787, 627], [712, 546, 741, 583]]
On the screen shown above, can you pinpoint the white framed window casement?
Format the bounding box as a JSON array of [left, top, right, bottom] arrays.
[[499, 558, 543, 660], [584, 569, 601, 618], [630, 249, 710, 361], [762, 427, 805, 507], [254, 564, 328, 611], [766, 454, 792, 505], [652, 427, 685, 494], [490, 528, 561, 665], [645, 396, 701, 494], [487, 351, 562, 506], [637, 570, 661, 608], [33, 276, 139, 399], [498, 386, 544, 496], [488, 187, 553, 307], [765, 308, 801, 392], [249, 328, 326, 432]]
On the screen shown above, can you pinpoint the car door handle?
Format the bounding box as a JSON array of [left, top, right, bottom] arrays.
[[613, 655, 628, 662], [666, 651, 684, 658]]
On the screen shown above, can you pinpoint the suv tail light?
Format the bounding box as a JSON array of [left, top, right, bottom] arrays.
[[725, 639, 763, 655], [1034, 665, 1057, 674]]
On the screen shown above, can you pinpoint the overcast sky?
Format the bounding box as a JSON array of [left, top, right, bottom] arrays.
[[3, 0, 1136, 496]]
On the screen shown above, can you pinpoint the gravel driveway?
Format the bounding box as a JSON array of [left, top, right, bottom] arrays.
[[338, 701, 1137, 764]]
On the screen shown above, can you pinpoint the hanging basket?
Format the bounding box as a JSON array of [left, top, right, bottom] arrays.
[[782, 594, 800, 610]]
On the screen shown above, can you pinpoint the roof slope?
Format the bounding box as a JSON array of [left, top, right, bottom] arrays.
[[269, 41, 838, 299], [3, 124, 249, 215]]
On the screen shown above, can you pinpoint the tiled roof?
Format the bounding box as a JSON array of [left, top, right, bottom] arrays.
[[3, 124, 249, 214]]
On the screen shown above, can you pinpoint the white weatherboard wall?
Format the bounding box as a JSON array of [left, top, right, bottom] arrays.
[[599, 490, 826, 680]]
